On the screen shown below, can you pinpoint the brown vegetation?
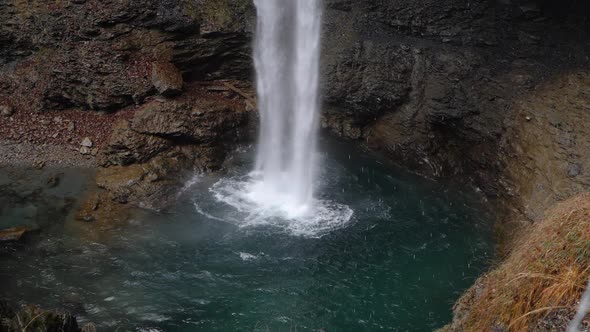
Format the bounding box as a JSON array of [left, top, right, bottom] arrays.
[[451, 193, 590, 331]]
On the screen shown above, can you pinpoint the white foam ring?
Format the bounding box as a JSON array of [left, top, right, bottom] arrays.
[[206, 173, 354, 238]]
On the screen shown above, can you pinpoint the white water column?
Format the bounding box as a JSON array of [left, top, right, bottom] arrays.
[[253, 0, 322, 214]]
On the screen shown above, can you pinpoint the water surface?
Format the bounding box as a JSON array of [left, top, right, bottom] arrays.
[[0, 140, 493, 331]]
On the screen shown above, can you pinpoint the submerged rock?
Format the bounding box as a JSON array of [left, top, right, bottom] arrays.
[[0, 227, 27, 242], [76, 191, 132, 224], [95, 152, 197, 210]]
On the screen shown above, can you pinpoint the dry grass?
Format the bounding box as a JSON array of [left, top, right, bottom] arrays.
[[463, 193, 590, 331]]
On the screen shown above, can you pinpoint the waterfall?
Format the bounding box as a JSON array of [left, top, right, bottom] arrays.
[[208, 0, 352, 236], [252, 0, 322, 216]]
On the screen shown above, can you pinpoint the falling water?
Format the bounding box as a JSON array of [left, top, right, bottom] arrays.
[[208, 0, 352, 235], [252, 0, 322, 216]]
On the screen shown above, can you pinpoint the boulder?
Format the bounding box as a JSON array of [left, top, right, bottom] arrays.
[[151, 61, 183, 97], [75, 191, 131, 223], [96, 153, 194, 210]]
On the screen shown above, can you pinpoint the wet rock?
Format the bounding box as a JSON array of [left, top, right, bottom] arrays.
[[76, 191, 131, 223], [152, 61, 183, 97], [0, 227, 27, 242], [75, 192, 100, 222], [96, 154, 192, 210], [319, 0, 590, 203]]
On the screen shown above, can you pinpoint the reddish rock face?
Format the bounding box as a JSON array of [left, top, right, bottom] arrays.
[[2, 0, 587, 202]]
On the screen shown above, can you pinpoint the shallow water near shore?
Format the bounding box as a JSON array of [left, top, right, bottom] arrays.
[[0, 139, 494, 331]]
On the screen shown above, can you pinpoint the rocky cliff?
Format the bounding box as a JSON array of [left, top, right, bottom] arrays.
[[1, 0, 588, 211], [0, 0, 252, 112], [321, 0, 589, 213]]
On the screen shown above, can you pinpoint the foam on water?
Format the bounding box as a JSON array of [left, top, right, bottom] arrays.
[[206, 173, 354, 238]]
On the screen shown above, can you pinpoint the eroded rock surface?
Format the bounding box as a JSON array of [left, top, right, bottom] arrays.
[[0, 0, 253, 112], [95, 83, 254, 211]]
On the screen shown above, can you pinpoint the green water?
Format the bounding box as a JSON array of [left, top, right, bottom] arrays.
[[0, 140, 493, 331]]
